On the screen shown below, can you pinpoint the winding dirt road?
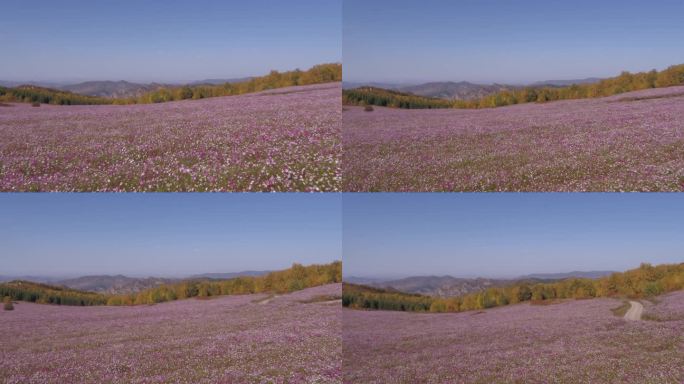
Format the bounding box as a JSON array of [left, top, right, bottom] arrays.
[[624, 300, 643, 321]]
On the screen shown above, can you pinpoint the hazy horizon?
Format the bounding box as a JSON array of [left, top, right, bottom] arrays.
[[0, 194, 341, 276], [343, 0, 684, 84], [1, 0, 341, 83], [343, 194, 684, 278], [345, 268, 621, 281]]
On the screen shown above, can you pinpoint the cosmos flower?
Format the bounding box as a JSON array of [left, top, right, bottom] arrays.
[[342, 290, 684, 383], [343, 85, 684, 191], [0, 284, 342, 384], [0, 83, 341, 192]]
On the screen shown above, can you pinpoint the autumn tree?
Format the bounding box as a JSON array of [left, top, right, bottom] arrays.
[[3, 296, 13, 310]]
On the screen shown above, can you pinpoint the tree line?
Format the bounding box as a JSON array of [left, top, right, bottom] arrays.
[[106, 261, 341, 305], [0, 261, 341, 307], [0, 63, 341, 106], [0, 85, 111, 105], [342, 87, 453, 109], [0, 281, 108, 306], [343, 63, 684, 110], [343, 262, 684, 313], [129, 63, 341, 104]]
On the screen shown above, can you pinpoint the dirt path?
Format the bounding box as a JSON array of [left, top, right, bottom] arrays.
[[316, 299, 342, 305], [258, 295, 281, 305], [624, 300, 643, 321]]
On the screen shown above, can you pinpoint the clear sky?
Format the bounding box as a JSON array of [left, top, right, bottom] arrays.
[[343, 194, 684, 279], [0, 194, 341, 277], [0, 0, 341, 83], [344, 0, 684, 84]]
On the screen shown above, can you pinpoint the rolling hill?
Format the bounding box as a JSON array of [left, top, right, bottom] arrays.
[[1, 63, 341, 105], [343, 78, 603, 101], [343, 289, 684, 383], [59, 78, 256, 98], [350, 271, 616, 297], [59, 81, 165, 98], [344, 84, 684, 192], [520, 270, 616, 280], [2, 284, 341, 383], [399, 81, 515, 100], [189, 271, 270, 280], [3, 271, 275, 295], [531, 77, 602, 87], [369, 276, 515, 297], [0, 84, 112, 105], [56, 275, 178, 294]]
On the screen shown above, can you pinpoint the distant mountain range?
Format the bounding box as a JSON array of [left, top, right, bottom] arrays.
[[343, 276, 390, 285], [347, 270, 616, 297], [188, 77, 252, 86], [530, 78, 602, 87], [518, 271, 616, 280], [342, 82, 412, 90], [0, 275, 62, 284], [59, 81, 166, 99], [0, 77, 253, 99], [4, 76, 600, 100], [0, 270, 272, 294], [400, 81, 515, 100], [343, 78, 603, 100], [57, 275, 177, 295], [188, 271, 270, 280]]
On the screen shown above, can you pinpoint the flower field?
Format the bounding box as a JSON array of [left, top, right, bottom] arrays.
[[343, 291, 684, 383], [0, 284, 341, 384], [343, 86, 684, 191], [0, 83, 340, 191]]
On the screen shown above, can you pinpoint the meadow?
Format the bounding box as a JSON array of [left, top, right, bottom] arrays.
[[0, 284, 341, 384], [343, 86, 684, 191], [0, 83, 340, 191], [343, 290, 684, 383]]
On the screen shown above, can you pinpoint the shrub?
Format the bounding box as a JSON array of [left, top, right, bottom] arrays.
[[364, 105, 374, 112], [3, 296, 14, 310], [644, 282, 664, 296]]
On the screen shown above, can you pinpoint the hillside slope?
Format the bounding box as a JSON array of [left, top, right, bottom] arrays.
[[343, 290, 684, 383], [1, 284, 341, 383], [1, 82, 341, 192], [344, 85, 684, 191], [60, 81, 163, 98]]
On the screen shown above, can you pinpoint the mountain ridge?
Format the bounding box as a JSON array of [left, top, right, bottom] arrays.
[[343, 78, 604, 100], [347, 270, 617, 297], [1, 271, 275, 294], [1, 77, 255, 98]]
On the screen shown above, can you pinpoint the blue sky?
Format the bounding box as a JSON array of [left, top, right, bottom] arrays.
[[0, 194, 341, 277], [0, 0, 341, 83], [344, 194, 684, 278], [344, 0, 684, 84]]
